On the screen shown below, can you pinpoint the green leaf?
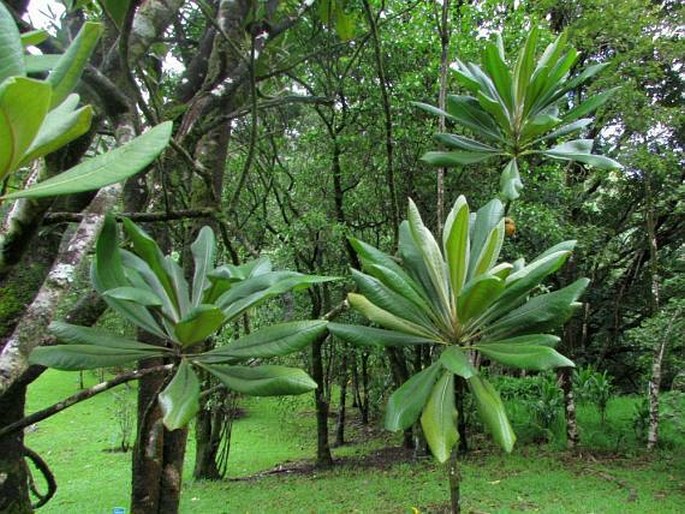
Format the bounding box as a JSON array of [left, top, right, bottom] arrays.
[[385, 363, 441, 431], [500, 158, 523, 202], [159, 360, 201, 431], [0, 2, 25, 82], [24, 54, 61, 74], [458, 274, 504, 323], [350, 269, 435, 330], [18, 95, 93, 167], [443, 196, 470, 299], [485, 278, 590, 339], [563, 89, 618, 123], [197, 320, 328, 363], [0, 77, 51, 180], [540, 118, 592, 141], [21, 30, 49, 47], [30, 344, 162, 370], [191, 226, 216, 307], [469, 199, 504, 279], [163, 256, 190, 318], [439, 347, 477, 379], [470, 219, 505, 278], [98, 0, 132, 28], [174, 305, 225, 346], [446, 95, 504, 142], [202, 364, 317, 396], [348, 293, 439, 339], [434, 133, 500, 153], [513, 27, 539, 106], [47, 21, 103, 108], [468, 375, 516, 452], [328, 323, 435, 348], [48, 320, 168, 352], [421, 371, 458, 463], [542, 139, 622, 170], [364, 263, 437, 321], [120, 250, 179, 323], [4, 121, 172, 199], [407, 199, 451, 315], [482, 40, 514, 113], [103, 286, 163, 306], [218, 271, 334, 322], [475, 343, 573, 371], [421, 150, 497, 167]]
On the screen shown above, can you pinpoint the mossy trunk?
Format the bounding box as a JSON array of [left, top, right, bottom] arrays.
[[0, 383, 31, 514]]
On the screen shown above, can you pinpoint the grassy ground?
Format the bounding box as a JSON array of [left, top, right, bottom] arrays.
[[24, 370, 685, 513]]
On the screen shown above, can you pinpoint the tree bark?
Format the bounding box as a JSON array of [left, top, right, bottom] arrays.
[[312, 333, 333, 468], [558, 367, 580, 449], [334, 349, 348, 446]]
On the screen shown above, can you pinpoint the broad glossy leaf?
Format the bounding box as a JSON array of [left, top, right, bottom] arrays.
[[218, 272, 334, 322], [482, 40, 514, 112], [20, 30, 48, 47], [479, 334, 560, 347], [469, 199, 504, 278], [541, 118, 592, 141], [103, 286, 163, 306], [421, 150, 497, 166], [18, 95, 93, 167], [458, 274, 504, 323], [47, 21, 102, 108], [347, 293, 439, 339], [350, 269, 435, 330], [421, 371, 458, 463], [163, 256, 190, 318], [122, 215, 178, 314], [0, 3, 25, 82], [434, 133, 500, 153], [121, 250, 179, 323], [202, 364, 317, 396], [5, 121, 172, 199], [174, 305, 224, 346], [197, 320, 328, 363], [468, 375, 515, 452], [24, 54, 61, 73], [542, 139, 621, 170], [474, 343, 573, 371], [0, 77, 51, 179], [439, 347, 477, 379], [159, 360, 200, 430], [30, 345, 163, 370], [364, 263, 436, 321], [48, 321, 168, 352], [446, 95, 504, 142], [485, 278, 589, 339], [99, 0, 132, 28], [500, 158, 523, 201], [328, 323, 435, 348], [513, 27, 538, 106], [531, 240, 577, 263], [191, 226, 216, 307], [407, 199, 451, 314], [385, 363, 441, 431], [470, 219, 505, 278], [398, 222, 443, 311], [92, 215, 127, 291], [443, 196, 470, 299], [477, 89, 512, 134]]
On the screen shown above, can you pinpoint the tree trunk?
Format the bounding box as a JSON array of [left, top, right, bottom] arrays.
[[0, 382, 31, 514], [558, 367, 579, 449], [644, 172, 662, 450], [334, 350, 348, 446], [312, 334, 333, 468]]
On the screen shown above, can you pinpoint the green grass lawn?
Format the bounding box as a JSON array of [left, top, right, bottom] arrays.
[[24, 370, 685, 513]]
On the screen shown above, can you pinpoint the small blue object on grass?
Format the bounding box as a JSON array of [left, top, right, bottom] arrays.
[[112, 508, 125, 514]]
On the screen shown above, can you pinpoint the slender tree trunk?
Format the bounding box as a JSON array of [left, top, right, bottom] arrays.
[[435, 0, 451, 232], [312, 333, 333, 467], [558, 367, 579, 449], [447, 447, 461, 514], [0, 382, 31, 514], [645, 173, 662, 450], [335, 350, 348, 446]]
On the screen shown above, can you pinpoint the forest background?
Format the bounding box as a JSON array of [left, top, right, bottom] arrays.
[[0, 0, 682, 513]]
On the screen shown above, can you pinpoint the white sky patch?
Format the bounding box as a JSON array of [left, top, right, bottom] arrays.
[[24, 0, 65, 32]]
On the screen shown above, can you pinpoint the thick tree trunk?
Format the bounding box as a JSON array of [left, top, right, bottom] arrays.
[[0, 383, 31, 514]]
